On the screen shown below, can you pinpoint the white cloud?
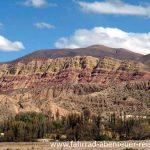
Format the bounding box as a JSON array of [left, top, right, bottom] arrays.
[[24, 0, 47, 7], [0, 35, 25, 52], [55, 27, 150, 55], [77, 0, 150, 16], [23, 0, 57, 8], [34, 22, 55, 29]]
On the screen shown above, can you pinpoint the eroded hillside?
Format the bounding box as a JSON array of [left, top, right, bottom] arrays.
[[0, 56, 150, 119], [0, 56, 149, 91]]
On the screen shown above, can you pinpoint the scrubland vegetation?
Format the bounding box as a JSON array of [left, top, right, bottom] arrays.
[[0, 109, 150, 142]]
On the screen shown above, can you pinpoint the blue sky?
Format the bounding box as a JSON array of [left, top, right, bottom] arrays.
[[0, 0, 150, 62]]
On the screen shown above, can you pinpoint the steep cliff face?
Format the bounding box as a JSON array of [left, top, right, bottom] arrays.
[[0, 55, 149, 119], [0, 56, 149, 92]]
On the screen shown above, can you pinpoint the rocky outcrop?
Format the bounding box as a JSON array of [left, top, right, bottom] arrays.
[[0, 56, 149, 92], [0, 55, 149, 119], [0, 81, 149, 120]]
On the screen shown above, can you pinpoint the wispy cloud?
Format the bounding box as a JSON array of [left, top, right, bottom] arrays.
[[34, 22, 55, 29], [55, 27, 150, 55], [0, 35, 25, 52], [22, 0, 57, 8], [77, 0, 150, 17]]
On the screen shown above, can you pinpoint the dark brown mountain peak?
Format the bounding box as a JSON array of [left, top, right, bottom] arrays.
[[8, 45, 143, 64]]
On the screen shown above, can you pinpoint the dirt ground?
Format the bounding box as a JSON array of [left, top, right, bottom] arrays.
[[0, 141, 150, 150]]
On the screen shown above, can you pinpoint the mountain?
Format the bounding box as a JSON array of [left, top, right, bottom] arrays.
[[141, 54, 150, 66], [10, 45, 142, 64], [0, 56, 149, 91], [0, 45, 149, 120]]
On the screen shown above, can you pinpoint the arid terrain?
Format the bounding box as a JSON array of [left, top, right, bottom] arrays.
[[1, 0, 150, 148], [0, 45, 150, 119], [0, 141, 150, 150], [0, 45, 150, 149]]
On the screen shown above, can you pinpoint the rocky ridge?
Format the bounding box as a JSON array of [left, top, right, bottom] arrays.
[[0, 56, 149, 92], [0, 46, 149, 119]]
